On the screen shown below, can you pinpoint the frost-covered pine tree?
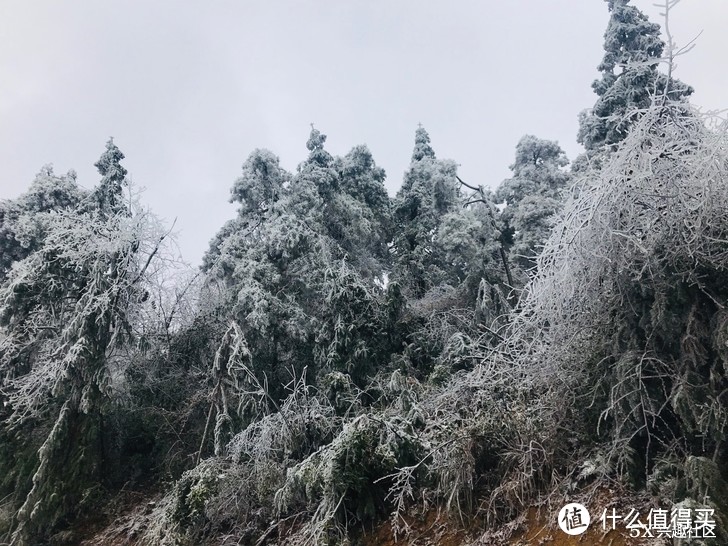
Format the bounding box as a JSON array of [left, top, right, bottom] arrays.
[[496, 135, 570, 273], [0, 142, 169, 545], [432, 201, 502, 295], [202, 148, 289, 273], [332, 144, 392, 278], [393, 126, 461, 296], [294, 127, 391, 277], [0, 166, 86, 281], [91, 137, 130, 216], [202, 128, 394, 415], [230, 148, 287, 217], [577, 0, 692, 151]]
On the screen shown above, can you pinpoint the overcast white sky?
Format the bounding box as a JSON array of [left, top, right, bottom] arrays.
[[1, 1, 726, 266]]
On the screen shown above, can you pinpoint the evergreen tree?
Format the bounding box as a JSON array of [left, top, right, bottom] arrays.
[[496, 135, 570, 273], [393, 126, 460, 296], [338, 145, 390, 215], [91, 138, 130, 216], [578, 0, 692, 151], [297, 127, 392, 278], [410, 124, 435, 162], [0, 166, 86, 281], [334, 144, 392, 276], [432, 201, 502, 294], [202, 149, 290, 273], [230, 148, 288, 217], [204, 147, 312, 404], [202, 129, 394, 410], [0, 164, 167, 543]]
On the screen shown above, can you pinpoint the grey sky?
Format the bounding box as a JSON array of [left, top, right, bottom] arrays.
[[1, 1, 726, 266]]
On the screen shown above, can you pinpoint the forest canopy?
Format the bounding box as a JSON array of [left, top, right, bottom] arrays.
[[0, 1, 726, 545]]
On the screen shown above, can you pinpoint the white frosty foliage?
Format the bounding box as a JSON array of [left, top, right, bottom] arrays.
[[0, 204, 170, 424], [513, 104, 728, 381]]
